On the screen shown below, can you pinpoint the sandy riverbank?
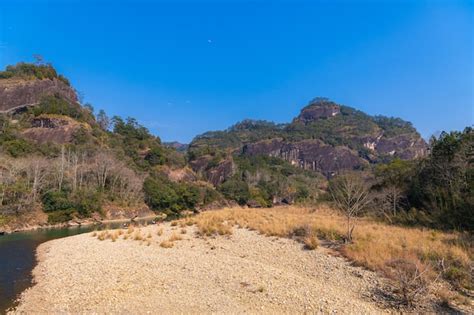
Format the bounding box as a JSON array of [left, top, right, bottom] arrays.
[[11, 222, 392, 314]]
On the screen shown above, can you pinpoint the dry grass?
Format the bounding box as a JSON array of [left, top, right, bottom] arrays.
[[192, 206, 472, 293], [133, 230, 143, 241], [181, 228, 187, 234], [169, 233, 183, 242], [160, 240, 174, 248], [303, 235, 319, 250], [156, 227, 164, 236]]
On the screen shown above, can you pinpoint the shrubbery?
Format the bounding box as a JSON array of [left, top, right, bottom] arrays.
[[143, 175, 203, 215], [218, 179, 250, 205], [41, 189, 103, 222], [0, 62, 70, 85]]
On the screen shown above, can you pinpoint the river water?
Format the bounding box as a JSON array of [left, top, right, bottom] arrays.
[[0, 219, 154, 314]]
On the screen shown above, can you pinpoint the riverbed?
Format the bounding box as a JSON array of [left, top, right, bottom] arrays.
[[0, 219, 155, 313]]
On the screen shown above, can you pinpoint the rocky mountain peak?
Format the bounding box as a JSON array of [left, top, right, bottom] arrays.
[[294, 97, 340, 123]]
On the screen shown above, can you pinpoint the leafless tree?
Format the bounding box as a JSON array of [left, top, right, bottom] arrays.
[[53, 146, 66, 191], [329, 173, 372, 242], [24, 157, 49, 202], [384, 258, 442, 307]]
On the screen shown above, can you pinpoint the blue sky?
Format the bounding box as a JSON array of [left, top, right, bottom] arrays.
[[0, 0, 473, 143]]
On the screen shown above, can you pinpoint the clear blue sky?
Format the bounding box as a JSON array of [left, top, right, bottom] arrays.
[[1, 0, 473, 143]]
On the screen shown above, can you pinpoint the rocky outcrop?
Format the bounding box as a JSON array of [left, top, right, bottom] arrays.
[[294, 99, 340, 124], [243, 138, 367, 177], [190, 156, 235, 186], [22, 115, 88, 144], [0, 78, 77, 113]]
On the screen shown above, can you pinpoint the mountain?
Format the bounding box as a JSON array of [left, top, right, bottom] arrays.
[[0, 62, 225, 231], [0, 62, 436, 232], [189, 97, 427, 178]]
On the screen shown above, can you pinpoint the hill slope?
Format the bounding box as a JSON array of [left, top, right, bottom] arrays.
[[189, 97, 427, 177]]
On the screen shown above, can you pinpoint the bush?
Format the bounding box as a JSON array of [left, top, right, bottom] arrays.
[[145, 146, 166, 166], [0, 62, 70, 85], [32, 95, 86, 121], [73, 190, 102, 217], [383, 258, 432, 307], [143, 176, 202, 214], [218, 179, 250, 205], [47, 209, 74, 224], [41, 191, 74, 212], [3, 139, 34, 157]]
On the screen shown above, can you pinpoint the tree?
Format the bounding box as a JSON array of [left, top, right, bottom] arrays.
[[329, 173, 372, 242], [96, 109, 110, 130]]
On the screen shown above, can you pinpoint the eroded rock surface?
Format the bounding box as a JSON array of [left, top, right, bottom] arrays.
[[0, 78, 77, 113]]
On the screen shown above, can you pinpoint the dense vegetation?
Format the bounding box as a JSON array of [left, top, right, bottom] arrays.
[[1, 62, 472, 239], [188, 99, 423, 163], [0, 62, 70, 85], [372, 128, 474, 230]]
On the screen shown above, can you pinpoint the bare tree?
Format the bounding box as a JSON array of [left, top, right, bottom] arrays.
[[53, 146, 66, 191], [24, 157, 49, 202], [329, 173, 372, 242], [92, 152, 116, 190], [376, 185, 404, 222], [384, 258, 441, 307]]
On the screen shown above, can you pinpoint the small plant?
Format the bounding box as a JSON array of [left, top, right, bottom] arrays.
[[171, 221, 178, 227], [181, 228, 187, 234], [157, 227, 164, 236], [303, 235, 319, 250], [384, 258, 433, 307], [127, 226, 135, 234], [169, 233, 182, 242], [91, 231, 97, 237], [133, 231, 143, 241], [147, 232, 152, 238], [160, 240, 174, 248]]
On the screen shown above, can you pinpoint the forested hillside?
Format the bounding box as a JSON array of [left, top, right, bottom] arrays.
[[0, 62, 472, 232]]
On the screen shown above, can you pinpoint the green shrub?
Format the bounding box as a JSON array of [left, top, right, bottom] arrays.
[[74, 190, 102, 217], [47, 209, 74, 224], [32, 95, 85, 120], [145, 146, 166, 166], [143, 176, 180, 212], [3, 139, 34, 157], [41, 191, 74, 212], [218, 179, 250, 205]]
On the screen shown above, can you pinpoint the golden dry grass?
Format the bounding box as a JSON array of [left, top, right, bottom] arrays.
[[160, 240, 174, 248], [191, 206, 472, 291], [156, 227, 164, 236], [169, 233, 183, 242]]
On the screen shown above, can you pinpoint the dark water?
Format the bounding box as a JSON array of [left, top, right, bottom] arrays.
[[0, 219, 154, 314]]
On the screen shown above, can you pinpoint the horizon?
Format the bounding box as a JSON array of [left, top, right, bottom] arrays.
[[0, 0, 473, 143]]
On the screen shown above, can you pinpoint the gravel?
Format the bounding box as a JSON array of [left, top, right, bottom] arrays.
[[11, 224, 392, 314]]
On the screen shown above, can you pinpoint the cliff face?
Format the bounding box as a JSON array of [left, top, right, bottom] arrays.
[[190, 156, 235, 186], [243, 138, 366, 177], [22, 115, 88, 144], [0, 78, 77, 113], [189, 98, 428, 179]]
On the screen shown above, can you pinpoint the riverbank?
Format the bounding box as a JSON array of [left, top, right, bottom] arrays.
[[0, 214, 158, 235], [12, 221, 391, 314]]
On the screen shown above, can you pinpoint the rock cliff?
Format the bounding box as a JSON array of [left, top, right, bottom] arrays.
[[0, 78, 77, 113]]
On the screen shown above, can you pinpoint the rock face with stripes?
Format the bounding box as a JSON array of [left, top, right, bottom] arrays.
[[0, 78, 77, 113]]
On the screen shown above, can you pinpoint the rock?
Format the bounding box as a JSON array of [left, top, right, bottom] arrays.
[[0, 78, 77, 113]]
